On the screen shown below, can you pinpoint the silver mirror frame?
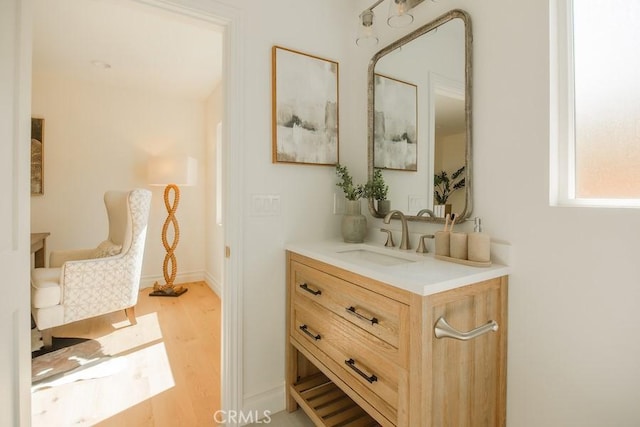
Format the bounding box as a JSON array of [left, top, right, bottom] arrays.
[[367, 9, 473, 223]]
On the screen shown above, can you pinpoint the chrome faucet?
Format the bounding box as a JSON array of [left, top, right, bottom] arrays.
[[416, 234, 434, 253], [416, 208, 436, 218], [380, 228, 395, 247], [383, 210, 411, 250]]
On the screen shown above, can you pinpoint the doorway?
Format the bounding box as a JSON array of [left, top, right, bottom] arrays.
[[28, 0, 242, 423]]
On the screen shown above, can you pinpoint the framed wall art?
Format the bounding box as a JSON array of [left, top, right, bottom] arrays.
[[31, 117, 44, 195], [374, 74, 418, 171], [272, 46, 339, 165]]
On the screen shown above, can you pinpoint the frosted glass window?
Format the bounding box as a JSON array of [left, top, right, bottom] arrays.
[[573, 1, 640, 199]]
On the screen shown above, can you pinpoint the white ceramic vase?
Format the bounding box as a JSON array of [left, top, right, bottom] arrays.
[[342, 200, 367, 243]]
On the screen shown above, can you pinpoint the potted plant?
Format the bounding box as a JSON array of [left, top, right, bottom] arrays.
[[365, 168, 390, 215], [336, 164, 365, 201], [336, 164, 367, 243], [433, 166, 465, 217]]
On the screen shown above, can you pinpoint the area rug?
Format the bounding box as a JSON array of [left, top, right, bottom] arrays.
[[31, 316, 90, 357], [32, 336, 126, 391], [32, 333, 91, 358]]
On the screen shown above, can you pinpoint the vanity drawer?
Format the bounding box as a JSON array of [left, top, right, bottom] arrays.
[[292, 298, 401, 423], [291, 260, 406, 350]]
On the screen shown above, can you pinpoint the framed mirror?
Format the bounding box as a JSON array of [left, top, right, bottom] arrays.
[[367, 9, 472, 223]]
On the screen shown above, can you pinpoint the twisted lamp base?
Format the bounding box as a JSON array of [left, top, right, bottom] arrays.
[[150, 183, 188, 297]]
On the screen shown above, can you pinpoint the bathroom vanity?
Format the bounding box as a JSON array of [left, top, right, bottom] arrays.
[[284, 9, 507, 425], [285, 242, 509, 426]]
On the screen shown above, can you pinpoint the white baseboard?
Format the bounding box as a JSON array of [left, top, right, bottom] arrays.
[[140, 270, 222, 298], [242, 382, 285, 424], [204, 271, 222, 297]]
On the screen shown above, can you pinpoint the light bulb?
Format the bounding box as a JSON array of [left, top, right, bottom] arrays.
[[356, 10, 379, 47], [387, 0, 414, 28]]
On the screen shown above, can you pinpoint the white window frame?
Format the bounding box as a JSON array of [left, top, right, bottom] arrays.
[[550, 0, 640, 208]]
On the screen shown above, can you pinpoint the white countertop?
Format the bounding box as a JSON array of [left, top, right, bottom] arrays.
[[286, 241, 511, 296]]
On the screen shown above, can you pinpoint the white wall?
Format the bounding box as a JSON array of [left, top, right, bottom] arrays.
[[30, 72, 207, 285], [475, 2, 640, 425], [357, 1, 640, 426], [219, 0, 362, 412]]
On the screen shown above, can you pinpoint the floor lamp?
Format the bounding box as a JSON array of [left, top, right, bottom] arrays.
[[147, 155, 197, 297]]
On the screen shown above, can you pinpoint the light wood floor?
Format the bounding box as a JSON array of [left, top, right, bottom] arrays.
[[31, 281, 221, 427]]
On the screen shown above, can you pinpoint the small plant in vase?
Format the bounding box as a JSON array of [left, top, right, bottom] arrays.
[[335, 164, 367, 243], [365, 168, 390, 215], [433, 166, 465, 217], [336, 164, 365, 201]]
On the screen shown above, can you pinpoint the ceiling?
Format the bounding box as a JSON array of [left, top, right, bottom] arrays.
[[32, 0, 223, 100]]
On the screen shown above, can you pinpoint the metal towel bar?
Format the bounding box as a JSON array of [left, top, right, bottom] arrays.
[[434, 316, 498, 341]]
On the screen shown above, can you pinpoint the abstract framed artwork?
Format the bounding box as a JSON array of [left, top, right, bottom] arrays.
[[31, 117, 44, 195], [272, 46, 339, 165], [374, 74, 418, 171]]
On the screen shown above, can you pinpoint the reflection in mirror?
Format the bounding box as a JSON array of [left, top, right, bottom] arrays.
[[367, 9, 472, 223]]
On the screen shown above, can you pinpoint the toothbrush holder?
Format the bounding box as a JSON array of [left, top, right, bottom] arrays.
[[449, 232, 468, 260], [434, 231, 450, 257]]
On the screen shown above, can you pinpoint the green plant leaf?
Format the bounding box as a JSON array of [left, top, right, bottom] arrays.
[[336, 164, 364, 201]]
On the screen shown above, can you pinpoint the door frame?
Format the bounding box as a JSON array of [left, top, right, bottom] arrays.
[[19, 0, 247, 421], [1, 0, 34, 424], [131, 0, 246, 417]]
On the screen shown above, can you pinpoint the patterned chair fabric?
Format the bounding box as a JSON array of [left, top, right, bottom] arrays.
[[31, 189, 151, 340]]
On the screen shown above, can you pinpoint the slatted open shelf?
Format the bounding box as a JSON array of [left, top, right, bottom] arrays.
[[290, 373, 380, 427]]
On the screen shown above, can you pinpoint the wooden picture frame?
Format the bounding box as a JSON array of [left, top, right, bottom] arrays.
[[31, 117, 44, 195], [272, 46, 339, 165], [374, 74, 418, 171]]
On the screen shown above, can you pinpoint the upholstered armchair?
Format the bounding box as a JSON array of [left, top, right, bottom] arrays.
[[31, 189, 151, 347]]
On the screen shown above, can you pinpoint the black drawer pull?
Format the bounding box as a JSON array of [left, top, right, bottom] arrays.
[[345, 358, 377, 384], [346, 306, 378, 325], [299, 283, 322, 296], [299, 324, 321, 341]]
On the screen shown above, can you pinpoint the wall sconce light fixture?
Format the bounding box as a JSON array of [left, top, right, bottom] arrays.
[[356, 0, 427, 46], [356, 8, 379, 47], [388, 0, 414, 27]]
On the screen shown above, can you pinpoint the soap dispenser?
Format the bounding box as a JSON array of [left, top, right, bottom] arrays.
[[467, 217, 491, 263]]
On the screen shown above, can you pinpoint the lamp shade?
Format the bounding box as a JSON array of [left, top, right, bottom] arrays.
[[148, 155, 197, 186], [387, 0, 414, 27], [356, 10, 379, 47]]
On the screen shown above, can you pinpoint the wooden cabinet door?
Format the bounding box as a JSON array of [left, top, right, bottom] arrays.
[[426, 277, 508, 427]]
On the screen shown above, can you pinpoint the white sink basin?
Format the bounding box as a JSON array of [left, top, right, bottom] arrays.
[[336, 247, 417, 266], [287, 241, 511, 296]]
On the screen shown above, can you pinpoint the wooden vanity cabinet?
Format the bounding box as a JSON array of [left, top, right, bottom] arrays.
[[286, 251, 508, 427]]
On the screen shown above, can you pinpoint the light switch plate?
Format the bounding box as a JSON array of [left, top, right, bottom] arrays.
[[408, 195, 428, 213], [251, 194, 281, 216]]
